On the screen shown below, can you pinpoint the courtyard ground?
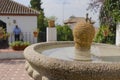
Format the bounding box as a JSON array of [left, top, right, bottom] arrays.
[[0, 49, 33, 80]]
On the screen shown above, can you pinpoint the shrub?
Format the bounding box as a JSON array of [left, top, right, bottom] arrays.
[[56, 25, 73, 41], [0, 27, 10, 40], [10, 41, 30, 51]]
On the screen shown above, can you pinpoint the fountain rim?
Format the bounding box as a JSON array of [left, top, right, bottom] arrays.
[[24, 41, 120, 70]]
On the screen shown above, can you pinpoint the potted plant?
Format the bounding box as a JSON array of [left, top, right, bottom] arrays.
[[20, 42, 30, 50], [0, 27, 5, 39], [47, 16, 57, 27], [102, 26, 109, 37], [0, 27, 10, 49], [48, 20, 55, 27], [0, 27, 10, 40], [33, 28, 39, 37], [0, 28, 4, 39], [10, 41, 30, 50]]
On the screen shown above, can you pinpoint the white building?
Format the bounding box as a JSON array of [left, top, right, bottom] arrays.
[[64, 16, 99, 36], [0, 0, 39, 43], [64, 16, 85, 30]]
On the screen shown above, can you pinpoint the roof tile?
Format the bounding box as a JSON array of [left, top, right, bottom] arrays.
[[0, 0, 39, 15]]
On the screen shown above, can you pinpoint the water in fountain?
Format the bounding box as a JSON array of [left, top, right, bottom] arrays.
[[42, 44, 120, 62]]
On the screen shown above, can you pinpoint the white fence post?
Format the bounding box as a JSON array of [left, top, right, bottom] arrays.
[[116, 22, 120, 46], [47, 27, 57, 42]]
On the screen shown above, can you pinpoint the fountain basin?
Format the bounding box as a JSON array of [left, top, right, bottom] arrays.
[[24, 41, 120, 80]]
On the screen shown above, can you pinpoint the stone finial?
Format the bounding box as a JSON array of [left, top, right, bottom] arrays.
[[86, 13, 89, 22], [86, 13, 95, 24], [73, 16, 95, 51]]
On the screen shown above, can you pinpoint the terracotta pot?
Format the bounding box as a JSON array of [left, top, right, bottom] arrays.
[[103, 30, 109, 37], [12, 45, 28, 50], [20, 45, 28, 50], [12, 46, 20, 50], [33, 31, 38, 37], [0, 33, 4, 39], [48, 20, 55, 27]]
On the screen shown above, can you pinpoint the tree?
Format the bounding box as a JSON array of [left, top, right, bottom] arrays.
[[87, 0, 104, 12], [30, 0, 42, 11], [30, 0, 47, 42], [56, 25, 73, 41], [88, 0, 120, 44]]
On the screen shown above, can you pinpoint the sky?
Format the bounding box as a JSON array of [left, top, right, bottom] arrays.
[[13, 0, 100, 27]]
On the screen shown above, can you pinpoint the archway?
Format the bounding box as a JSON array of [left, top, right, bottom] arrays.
[[0, 20, 9, 49]]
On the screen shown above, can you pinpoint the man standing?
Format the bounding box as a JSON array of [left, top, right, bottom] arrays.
[[13, 25, 21, 41]]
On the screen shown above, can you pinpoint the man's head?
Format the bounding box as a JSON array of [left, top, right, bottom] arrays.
[[16, 25, 18, 28]]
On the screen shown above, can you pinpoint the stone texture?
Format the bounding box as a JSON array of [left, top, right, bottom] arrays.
[[0, 59, 33, 80], [24, 41, 120, 80], [73, 20, 95, 51]]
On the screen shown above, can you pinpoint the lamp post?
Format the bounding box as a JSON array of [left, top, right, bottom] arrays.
[[62, 0, 65, 24]]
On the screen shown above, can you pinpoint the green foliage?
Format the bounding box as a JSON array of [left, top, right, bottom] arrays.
[[30, 0, 42, 11], [0, 27, 10, 40], [37, 11, 46, 32], [95, 0, 120, 44], [10, 41, 30, 47], [99, 0, 120, 25], [46, 16, 57, 21], [94, 25, 115, 44], [56, 25, 73, 41], [30, 0, 47, 42], [10, 41, 30, 50], [111, 9, 120, 22]]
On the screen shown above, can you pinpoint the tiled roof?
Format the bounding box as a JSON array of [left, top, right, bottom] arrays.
[[0, 0, 39, 15], [64, 17, 86, 24]]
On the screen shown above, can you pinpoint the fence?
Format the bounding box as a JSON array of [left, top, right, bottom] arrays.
[[9, 32, 37, 44], [9, 31, 46, 44], [0, 32, 46, 49]]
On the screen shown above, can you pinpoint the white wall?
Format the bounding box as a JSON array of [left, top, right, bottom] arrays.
[[0, 16, 37, 43], [67, 23, 76, 30], [116, 22, 120, 46]]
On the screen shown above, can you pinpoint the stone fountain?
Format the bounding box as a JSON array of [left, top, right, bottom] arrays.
[[24, 14, 120, 80]]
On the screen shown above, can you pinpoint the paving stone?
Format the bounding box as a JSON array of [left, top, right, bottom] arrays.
[[0, 59, 33, 80]]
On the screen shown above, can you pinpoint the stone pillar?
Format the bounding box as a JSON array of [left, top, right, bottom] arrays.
[[47, 27, 57, 42], [116, 22, 120, 46]]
